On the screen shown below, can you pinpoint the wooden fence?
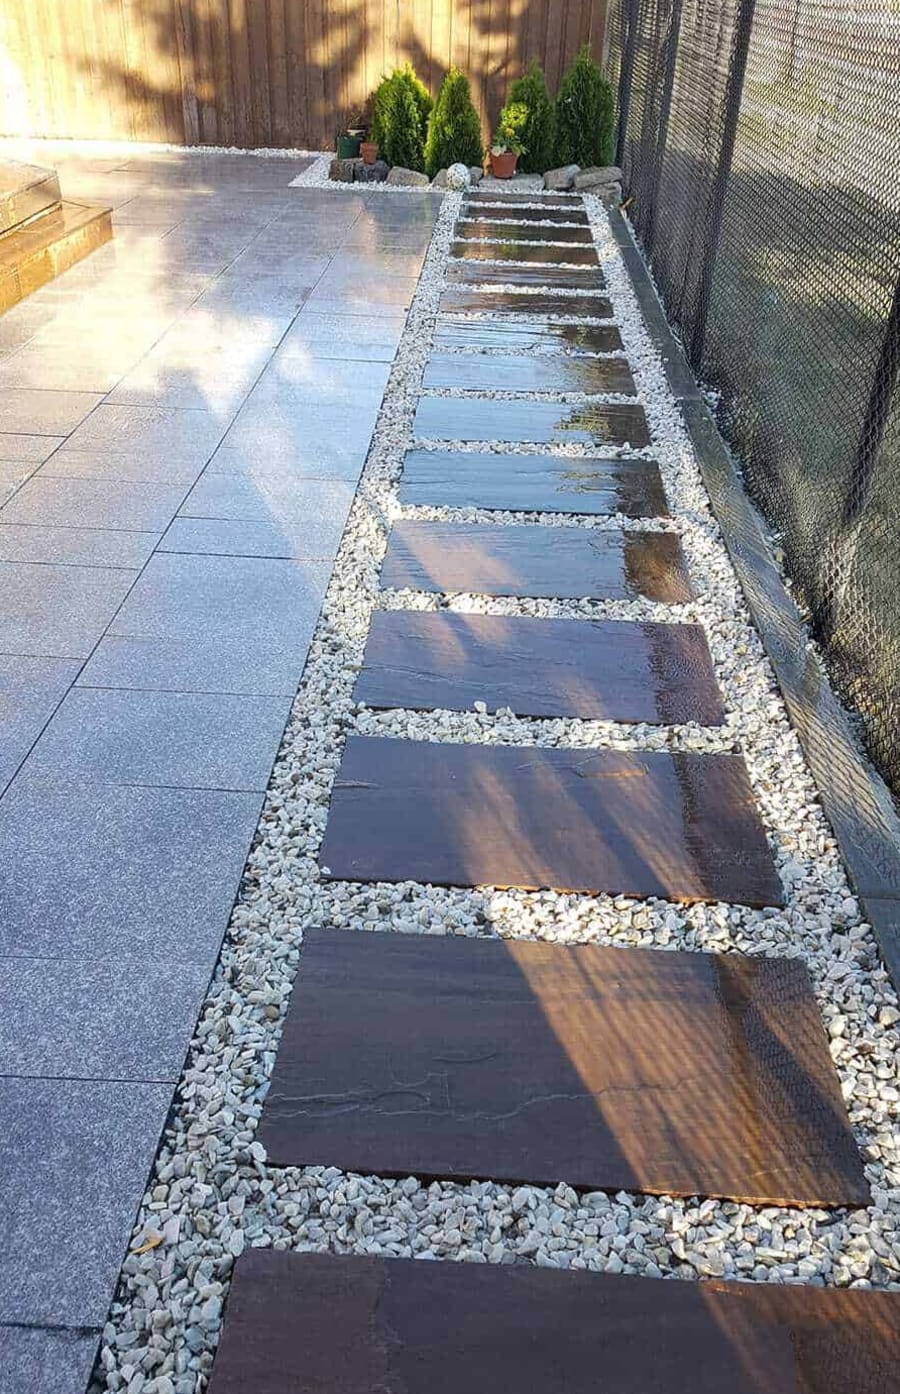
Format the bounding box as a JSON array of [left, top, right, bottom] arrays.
[[0, 1, 608, 150]]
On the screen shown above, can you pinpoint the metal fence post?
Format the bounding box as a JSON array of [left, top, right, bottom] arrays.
[[614, 0, 640, 172], [687, 0, 758, 365], [643, 0, 685, 249]]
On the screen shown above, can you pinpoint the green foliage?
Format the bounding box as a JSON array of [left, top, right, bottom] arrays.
[[554, 44, 615, 168], [507, 59, 556, 173], [370, 65, 433, 171], [492, 101, 528, 156], [425, 67, 484, 178]]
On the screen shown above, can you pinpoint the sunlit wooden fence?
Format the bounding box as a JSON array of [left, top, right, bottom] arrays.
[[0, 1, 608, 149]]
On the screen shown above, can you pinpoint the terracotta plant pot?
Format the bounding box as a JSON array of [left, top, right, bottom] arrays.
[[490, 150, 518, 179], [360, 141, 378, 166]]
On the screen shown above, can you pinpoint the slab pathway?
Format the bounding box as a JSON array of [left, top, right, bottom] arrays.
[[0, 145, 439, 1392]]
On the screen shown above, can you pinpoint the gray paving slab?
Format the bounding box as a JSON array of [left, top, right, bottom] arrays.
[[107, 551, 331, 644], [250, 356, 391, 405], [179, 472, 354, 549], [0, 955, 209, 1080], [0, 655, 79, 795], [208, 434, 368, 480], [222, 400, 378, 460], [63, 402, 228, 465], [0, 388, 102, 436], [159, 514, 349, 559], [0, 1323, 99, 1394], [0, 475, 187, 531], [78, 627, 323, 695], [26, 687, 292, 791], [39, 447, 208, 486], [0, 562, 135, 658], [0, 522, 157, 567], [193, 274, 315, 318], [0, 343, 134, 393], [105, 364, 262, 416], [0, 433, 64, 463], [280, 311, 406, 361], [0, 777, 262, 960], [0, 1077, 172, 1326], [305, 274, 420, 316]]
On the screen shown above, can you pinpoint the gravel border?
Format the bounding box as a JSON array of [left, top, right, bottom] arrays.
[[92, 188, 900, 1394]]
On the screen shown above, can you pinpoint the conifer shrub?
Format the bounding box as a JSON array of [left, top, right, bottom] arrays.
[[425, 67, 484, 178], [554, 44, 615, 168], [507, 59, 556, 173], [370, 65, 433, 171]]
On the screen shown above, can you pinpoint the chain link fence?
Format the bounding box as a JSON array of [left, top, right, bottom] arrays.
[[606, 0, 900, 798]]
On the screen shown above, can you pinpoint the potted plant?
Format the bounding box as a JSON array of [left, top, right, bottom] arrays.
[[489, 101, 528, 179], [360, 135, 379, 165], [336, 129, 361, 159], [336, 110, 367, 160]]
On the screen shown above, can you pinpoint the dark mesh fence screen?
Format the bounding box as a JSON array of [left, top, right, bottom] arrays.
[[607, 0, 900, 796]]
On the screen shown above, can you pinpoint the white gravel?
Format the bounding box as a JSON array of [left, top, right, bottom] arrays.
[[92, 188, 900, 1394]]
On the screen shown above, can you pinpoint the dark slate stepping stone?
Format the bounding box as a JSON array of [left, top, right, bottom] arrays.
[[440, 288, 612, 317], [447, 261, 604, 289], [381, 521, 690, 601], [398, 449, 669, 518], [319, 738, 784, 907], [461, 203, 590, 225], [433, 317, 623, 353], [451, 240, 598, 266], [466, 191, 584, 209], [259, 927, 868, 1202], [355, 611, 725, 724], [455, 220, 594, 244], [210, 1251, 897, 1394], [414, 396, 650, 448], [422, 350, 635, 395]]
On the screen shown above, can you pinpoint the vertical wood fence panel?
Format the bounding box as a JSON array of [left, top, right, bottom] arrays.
[[0, 0, 608, 149]]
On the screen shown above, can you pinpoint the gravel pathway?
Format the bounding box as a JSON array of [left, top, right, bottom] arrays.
[[92, 190, 900, 1394]]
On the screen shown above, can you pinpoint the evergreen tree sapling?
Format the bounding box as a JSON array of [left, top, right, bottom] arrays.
[[370, 65, 433, 171], [507, 59, 556, 174], [425, 67, 484, 179], [554, 44, 615, 168]]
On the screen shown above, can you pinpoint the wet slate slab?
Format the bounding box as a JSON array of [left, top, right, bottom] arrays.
[[398, 449, 669, 518], [355, 611, 724, 724], [422, 350, 635, 395], [320, 738, 784, 907], [209, 1250, 899, 1394], [455, 219, 593, 244], [259, 927, 866, 1201], [447, 261, 604, 290], [381, 521, 691, 601], [461, 202, 590, 224], [451, 240, 598, 267], [414, 396, 650, 448], [441, 288, 612, 317], [433, 317, 623, 353]]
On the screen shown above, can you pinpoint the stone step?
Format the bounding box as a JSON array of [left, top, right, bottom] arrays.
[[380, 520, 691, 602], [455, 218, 594, 243], [398, 448, 669, 518], [461, 202, 590, 225], [451, 238, 599, 266], [422, 349, 636, 395], [414, 395, 650, 448], [433, 316, 623, 353], [0, 200, 113, 314], [318, 738, 784, 908], [354, 611, 725, 723], [447, 260, 604, 290], [440, 287, 612, 317], [209, 1251, 898, 1394], [0, 160, 61, 235], [258, 928, 865, 1200]]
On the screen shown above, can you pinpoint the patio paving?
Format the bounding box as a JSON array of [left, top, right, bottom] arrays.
[[0, 144, 439, 1392]]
